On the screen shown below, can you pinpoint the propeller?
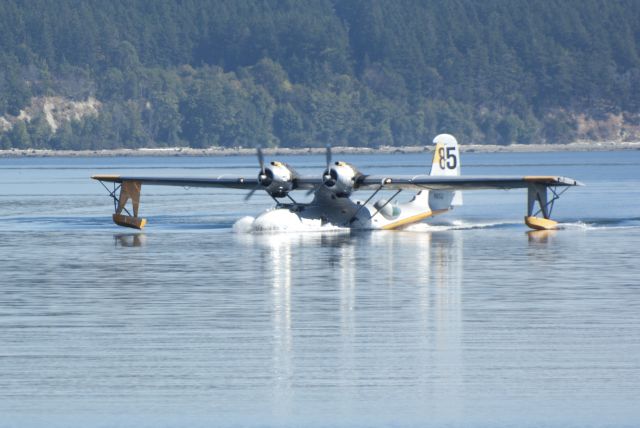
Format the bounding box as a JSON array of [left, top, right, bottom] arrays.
[[244, 186, 258, 201], [307, 145, 333, 196], [325, 144, 332, 177], [323, 144, 336, 186], [245, 147, 267, 201], [257, 147, 265, 177]]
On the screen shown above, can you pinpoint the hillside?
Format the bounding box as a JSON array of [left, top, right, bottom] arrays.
[[1, 0, 639, 150]]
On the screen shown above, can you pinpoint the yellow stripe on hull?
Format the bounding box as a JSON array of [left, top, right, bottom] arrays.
[[381, 209, 448, 230]]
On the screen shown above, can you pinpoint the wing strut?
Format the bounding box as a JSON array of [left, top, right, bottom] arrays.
[[525, 184, 568, 230], [348, 185, 404, 227], [349, 184, 384, 225], [97, 179, 147, 229], [370, 189, 403, 220]]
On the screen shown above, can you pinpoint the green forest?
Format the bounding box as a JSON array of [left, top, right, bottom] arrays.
[[0, 0, 639, 149]]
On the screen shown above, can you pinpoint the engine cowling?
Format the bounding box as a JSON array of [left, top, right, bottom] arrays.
[[259, 161, 295, 198], [323, 161, 360, 197]]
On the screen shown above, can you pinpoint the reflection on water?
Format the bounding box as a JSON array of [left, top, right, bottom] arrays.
[[527, 229, 557, 244], [233, 230, 466, 423], [0, 225, 637, 426], [114, 233, 146, 247]]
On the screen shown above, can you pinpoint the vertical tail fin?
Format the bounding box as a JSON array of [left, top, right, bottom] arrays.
[[430, 134, 460, 177], [429, 134, 463, 208]]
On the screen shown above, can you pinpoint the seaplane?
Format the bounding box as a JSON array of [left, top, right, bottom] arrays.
[[92, 134, 583, 232]]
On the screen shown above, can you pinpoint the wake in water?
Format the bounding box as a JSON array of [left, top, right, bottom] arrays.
[[404, 219, 520, 232], [232, 214, 640, 234], [6, 213, 638, 234], [559, 217, 640, 230], [232, 214, 522, 234]]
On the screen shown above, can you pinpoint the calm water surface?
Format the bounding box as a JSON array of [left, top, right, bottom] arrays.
[[1, 151, 639, 427]]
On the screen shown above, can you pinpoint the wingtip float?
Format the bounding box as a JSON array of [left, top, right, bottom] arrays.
[[92, 134, 583, 232]]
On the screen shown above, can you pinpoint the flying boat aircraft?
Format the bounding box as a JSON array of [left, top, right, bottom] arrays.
[[92, 134, 583, 231]]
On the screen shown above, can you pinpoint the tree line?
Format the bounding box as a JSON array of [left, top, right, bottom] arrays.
[[0, 0, 639, 150]]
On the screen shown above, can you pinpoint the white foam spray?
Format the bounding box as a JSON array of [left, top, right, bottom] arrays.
[[232, 210, 348, 234]]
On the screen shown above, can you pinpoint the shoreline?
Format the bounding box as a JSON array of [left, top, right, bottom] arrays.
[[1, 141, 639, 157]]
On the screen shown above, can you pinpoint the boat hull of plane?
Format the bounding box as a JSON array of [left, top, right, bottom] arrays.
[[244, 200, 449, 232]]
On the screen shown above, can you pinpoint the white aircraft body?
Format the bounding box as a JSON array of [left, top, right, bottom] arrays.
[[93, 134, 582, 231]]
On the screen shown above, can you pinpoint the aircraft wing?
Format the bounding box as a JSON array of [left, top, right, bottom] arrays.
[[92, 174, 582, 192], [91, 174, 322, 190], [356, 175, 583, 191]]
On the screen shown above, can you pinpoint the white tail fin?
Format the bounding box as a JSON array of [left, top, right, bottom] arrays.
[[429, 134, 463, 208], [430, 134, 460, 177]]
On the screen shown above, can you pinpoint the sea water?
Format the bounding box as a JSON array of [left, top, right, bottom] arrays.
[[0, 150, 639, 427]]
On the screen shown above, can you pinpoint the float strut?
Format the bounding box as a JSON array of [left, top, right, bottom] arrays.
[[525, 184, 566, 230], [98, 180, 133, 217], [100, 180, 146, 229]]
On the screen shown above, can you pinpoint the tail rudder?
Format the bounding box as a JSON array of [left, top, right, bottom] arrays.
[[429, 134, 463, 208], [430, 134, 460, 177]]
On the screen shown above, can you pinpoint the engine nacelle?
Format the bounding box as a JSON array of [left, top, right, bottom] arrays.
[[323, 161, 360, 197], [260, 161, 295, 198]]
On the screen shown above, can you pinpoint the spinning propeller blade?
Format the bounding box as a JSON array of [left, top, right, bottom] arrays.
[[307, 144, 333, 196], [245, 147, 266, 201], [325, 144, 332, 173], [323, 144, 334, 183], [257, 147, 265, 175], [244, 187, 258, 201]]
